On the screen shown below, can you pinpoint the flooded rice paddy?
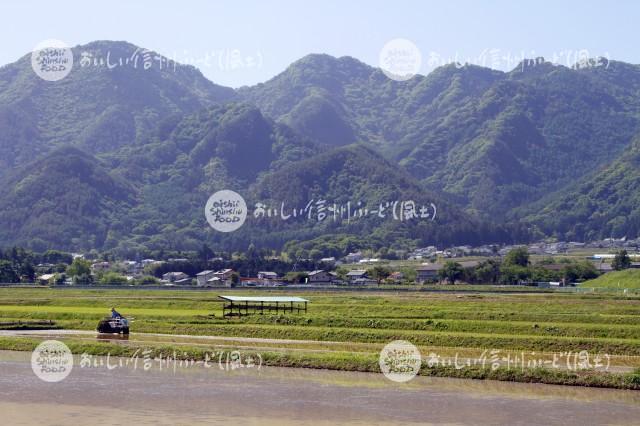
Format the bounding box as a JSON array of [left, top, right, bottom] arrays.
[[1, 346, 639, 425]]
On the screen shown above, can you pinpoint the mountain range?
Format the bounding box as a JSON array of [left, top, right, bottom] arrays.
[[0, 40, 638, 255]]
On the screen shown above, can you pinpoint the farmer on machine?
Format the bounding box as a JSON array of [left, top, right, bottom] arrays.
[[97, 308, 130, 334]]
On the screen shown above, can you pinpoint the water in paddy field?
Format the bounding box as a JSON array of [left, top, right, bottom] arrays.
[[1, 350, 639, 425]]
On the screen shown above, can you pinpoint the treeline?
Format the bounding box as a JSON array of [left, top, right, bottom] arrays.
[[0, 248, 73, 283], [436, 248, 599, 285], [0, 245, 324, 284]]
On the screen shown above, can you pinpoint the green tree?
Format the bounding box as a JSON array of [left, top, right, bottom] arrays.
[[473, 260, 500, 284], [42, 250, 73, 265], [198, 244, 214, 262], [563, 261, 599, 282], [135, 276, 160, 286], [66, 258, 92, 277], [368, 266, 391, 285], [285, 271, 309, 283], [575, 261, 599, 281], [66, 258, 93, 284], [376, 247, 389, 259], [334, 267, 348, 282], [246, 244, 258, 260], [54, 273, 67, 285], [530, 266, 559, 282], [398, 266, 417, 284], [99, 272, 129, 285], [503, 247, 529, 267], [230, 272, 240, 287], [294, 249, 309, 260], [0, 260, 19, 283], [73, 273, 94, 285], [309, 249, 323, 262], [499, 264, 531, 285], [54, 263, 68, 273], [19, 262, 35, 281], [438, 261, 463, 284], [612, 250, 631, 271]]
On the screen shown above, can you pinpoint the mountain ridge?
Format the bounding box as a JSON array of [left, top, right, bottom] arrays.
[[0, 40, 639, 252]]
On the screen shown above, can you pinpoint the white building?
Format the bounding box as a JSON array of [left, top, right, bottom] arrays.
[[257, 271, 278, 280], [162, 271, 190, 283], [196, 270, 216, 286]]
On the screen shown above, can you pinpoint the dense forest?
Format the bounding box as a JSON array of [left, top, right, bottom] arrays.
[[1, 41, 639, 254]]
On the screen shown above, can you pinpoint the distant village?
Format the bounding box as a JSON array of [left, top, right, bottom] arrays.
[[27, 237, 640, 288]]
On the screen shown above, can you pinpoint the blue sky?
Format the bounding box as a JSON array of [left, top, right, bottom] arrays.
[[1, 0, 638, 87]]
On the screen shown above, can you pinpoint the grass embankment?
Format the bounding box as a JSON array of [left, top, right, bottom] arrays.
[[583, 269, 640, 290], [1, 288, 639, 389], [1, 335, 638, 390]]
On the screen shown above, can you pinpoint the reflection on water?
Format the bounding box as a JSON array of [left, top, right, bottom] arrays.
[[0, 401, 367, 426], [1, 350, 639, 426], [252, 366, 640, 405], [96, 333, 129, 341]]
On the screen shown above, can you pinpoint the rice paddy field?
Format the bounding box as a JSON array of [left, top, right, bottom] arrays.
[[1, 287, 639, 389]]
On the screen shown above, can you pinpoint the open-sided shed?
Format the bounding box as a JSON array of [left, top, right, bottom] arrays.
[[219, 295, 309, 317]]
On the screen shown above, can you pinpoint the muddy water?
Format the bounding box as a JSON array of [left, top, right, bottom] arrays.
[[1, 350, 639, 425]]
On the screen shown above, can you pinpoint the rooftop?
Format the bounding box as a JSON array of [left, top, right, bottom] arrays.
[[417, 263, 443, 271], [219, 296, 309, 303]]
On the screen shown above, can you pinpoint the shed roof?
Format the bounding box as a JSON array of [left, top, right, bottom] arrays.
[[417, 263, 443, 271], [219, 295, 309, 303], [38, 273, 56, 280]]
